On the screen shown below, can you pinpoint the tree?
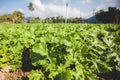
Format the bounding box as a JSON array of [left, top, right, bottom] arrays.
[[51, 17, 56, 23], [12, 10, 24, 23], [56, 16, 64, 23], [43, 17, 53, 23], [0, 10, 24, 23], [115, 9, 120, 23], [96, 7, 120, 24], [29, 17, 41, 23], [0, 14, 12, 23], [28, 2, 35, 18], [95, 10, 106, 23]]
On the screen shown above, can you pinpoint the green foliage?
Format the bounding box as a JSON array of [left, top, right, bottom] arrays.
[[0, 14, 12, 23], [29, 18, 41, 23], [96, 7, 120, 23], [55, 70, 73, 80], [0, 23, 120, 80], [28, 70, 44, 80], [12, 10, 24, 23]]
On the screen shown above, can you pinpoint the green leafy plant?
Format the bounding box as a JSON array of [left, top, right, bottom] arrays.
[[0, 23, 120, 80]]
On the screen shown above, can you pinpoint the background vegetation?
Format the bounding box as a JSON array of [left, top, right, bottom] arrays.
[[0, 6, 119, 24]]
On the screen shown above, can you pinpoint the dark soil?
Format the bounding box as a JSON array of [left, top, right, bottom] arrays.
[[98, 69, 120, 80], [21, 47, 34, 72]]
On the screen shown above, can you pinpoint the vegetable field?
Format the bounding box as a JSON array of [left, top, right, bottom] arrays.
[[0, 23, 120, 80]]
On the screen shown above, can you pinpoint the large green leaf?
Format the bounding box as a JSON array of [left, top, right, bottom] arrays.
[[55, 71, 72, 80], [32, 43, 48, 56]]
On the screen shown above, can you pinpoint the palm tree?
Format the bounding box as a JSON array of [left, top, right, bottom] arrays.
[[28, 2, 34, 18]]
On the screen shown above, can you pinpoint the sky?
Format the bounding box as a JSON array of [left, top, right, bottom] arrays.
[[0, 0, 120, 19]]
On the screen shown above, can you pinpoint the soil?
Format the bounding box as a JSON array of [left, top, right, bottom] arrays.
[[21, 47, 34, 72], [0, 68, 30, 80], [98, 69, 120, 80]]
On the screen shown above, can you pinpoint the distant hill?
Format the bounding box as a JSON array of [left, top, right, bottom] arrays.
[[24, 17, 34, 23], [86, 16, 97, 23]]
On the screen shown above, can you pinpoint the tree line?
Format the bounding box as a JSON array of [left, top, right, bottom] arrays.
[[27, 16, 85, 23], [0, 12, 85, 23], [95, 7, 120, 24]]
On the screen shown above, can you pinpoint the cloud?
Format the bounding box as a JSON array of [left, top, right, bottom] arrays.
[[103, 0, 114, 2], [79, 0, 92, 4], [53, 0, 70, 4], [11, 8, 24, 14], [96, 5, 105, 11], [17, 8, 24, 13], [103, 0, 118, 6], [28, 0, 91, 19], [95, 0, 119, 12]]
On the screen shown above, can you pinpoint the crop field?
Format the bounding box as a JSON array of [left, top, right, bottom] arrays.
[[0, 23, 120, 80]]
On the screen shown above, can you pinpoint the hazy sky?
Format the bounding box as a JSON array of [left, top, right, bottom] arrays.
[[0, 0, 120, 18]]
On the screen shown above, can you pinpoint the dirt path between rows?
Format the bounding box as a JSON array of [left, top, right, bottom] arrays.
[[0, 65, 30, 80]]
